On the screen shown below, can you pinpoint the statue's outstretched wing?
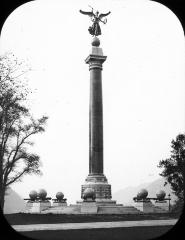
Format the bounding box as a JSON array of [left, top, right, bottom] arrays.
[[99, 11, 111, 19], [79, 10, 94, 17]]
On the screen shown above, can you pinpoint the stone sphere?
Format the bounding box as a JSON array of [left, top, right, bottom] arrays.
[[156, 190, 166, 201], [29, 190, 37, 201], [38, 189, 47, 200], [83, 188, 96, 199], [56, 192, 64, 200], [137, 189, 148, 200], [91, 37, 100, 47]]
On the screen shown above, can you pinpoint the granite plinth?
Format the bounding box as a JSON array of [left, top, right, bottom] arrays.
[[25, 201, 34, 212], [154, 201, 169, 211], [82, 183, 112, 200], [134, 201, 155, 213], [81, 202, 98, 213], [25, 201, 51, 213], [81, 174, 112, 200], [133, 200, 168, 213]]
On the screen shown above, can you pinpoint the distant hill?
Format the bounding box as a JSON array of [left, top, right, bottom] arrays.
[[4, 188, 26, 214], [113, 178, 177, 205]]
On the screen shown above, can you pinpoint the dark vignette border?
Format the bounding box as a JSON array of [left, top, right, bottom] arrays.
[[0, 0, 184, 239]]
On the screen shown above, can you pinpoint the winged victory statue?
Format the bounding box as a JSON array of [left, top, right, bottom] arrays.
[[79, 7, 111, 36]]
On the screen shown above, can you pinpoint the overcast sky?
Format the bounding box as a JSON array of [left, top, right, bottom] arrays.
[[0, 0, 185, 203]]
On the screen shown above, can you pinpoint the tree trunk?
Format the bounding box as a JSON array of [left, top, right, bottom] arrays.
[[0, 184, 5, 213], [0, 151, 5, 213]]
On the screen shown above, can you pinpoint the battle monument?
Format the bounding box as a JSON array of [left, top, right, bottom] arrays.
[[79, 8, 113, 203], [24, 9, 169, 214]]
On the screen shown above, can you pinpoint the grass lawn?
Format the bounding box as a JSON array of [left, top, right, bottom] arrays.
[[2, 212, 181, 240], [4, 212, 180, 225], [18, 226, 174, 240]]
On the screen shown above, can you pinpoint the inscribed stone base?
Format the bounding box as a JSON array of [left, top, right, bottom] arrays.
[[81, 174, 112, 200], [134, 201, 155, 213], [81, 202, 98, 213], [154, 201, 169, 211], [25, 201, 34, 212], [25, 201, 51, 213]]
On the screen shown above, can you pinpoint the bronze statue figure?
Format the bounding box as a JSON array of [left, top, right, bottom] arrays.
[[79, 8, 111, 36]]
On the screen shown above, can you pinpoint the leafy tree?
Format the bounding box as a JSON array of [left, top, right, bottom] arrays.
[[0, 53, 48, 212], [158, 134, 185, 203]]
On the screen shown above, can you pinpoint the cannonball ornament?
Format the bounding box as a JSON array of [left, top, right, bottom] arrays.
[[29, 190, 37, 201], [83, 188, 96, 199], [91, 37, 100, 47], [156, 190, 166, 201], [56, 192, 64, 200], [38, 189, 47, 200], [137, 189, 148, 200]]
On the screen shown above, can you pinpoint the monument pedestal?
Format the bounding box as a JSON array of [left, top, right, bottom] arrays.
[[25, 201, 34, 212], [134, 201, 155, 213], [81, 174, 112, 200], [81, 202, 98, 213], [154, 201, 168, 212], [25, 201, 51, 213]]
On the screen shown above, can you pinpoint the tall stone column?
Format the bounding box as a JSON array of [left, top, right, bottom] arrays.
[[81, 37, 112, 201], [88, 40, 105, 175]]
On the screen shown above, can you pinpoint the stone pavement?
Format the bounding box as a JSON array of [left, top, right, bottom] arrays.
[[12, 219, 178, 232]]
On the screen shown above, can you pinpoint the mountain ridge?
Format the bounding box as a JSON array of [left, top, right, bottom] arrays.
[[112, 177, 176, 205], [4, 188, 26, 214]]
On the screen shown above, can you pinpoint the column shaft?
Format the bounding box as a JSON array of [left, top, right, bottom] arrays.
[[81, 46, 112, 200], [89, 68, 103, 174]]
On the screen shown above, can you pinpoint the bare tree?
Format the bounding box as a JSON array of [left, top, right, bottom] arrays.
[[0, 53, 48, 211]]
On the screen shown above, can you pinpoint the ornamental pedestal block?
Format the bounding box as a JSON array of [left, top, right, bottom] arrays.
[[81, 202, 98, 213], [134, 201, 155, 213], [25, 201, 51, 213], [154, 201, 168, 211]]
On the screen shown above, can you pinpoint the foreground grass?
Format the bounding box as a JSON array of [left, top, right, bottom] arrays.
[[4, 212, 180, 225], [3, 213, 181, 240], [18, 226, 174, 240]]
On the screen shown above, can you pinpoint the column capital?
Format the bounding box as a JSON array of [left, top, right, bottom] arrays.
[[85, 54, 107, 70]]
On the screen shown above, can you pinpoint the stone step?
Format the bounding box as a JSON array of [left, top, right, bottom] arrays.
[[42, 205, 81, 214], [98, 206, 142, 214], [41, 205, 142, 214]]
